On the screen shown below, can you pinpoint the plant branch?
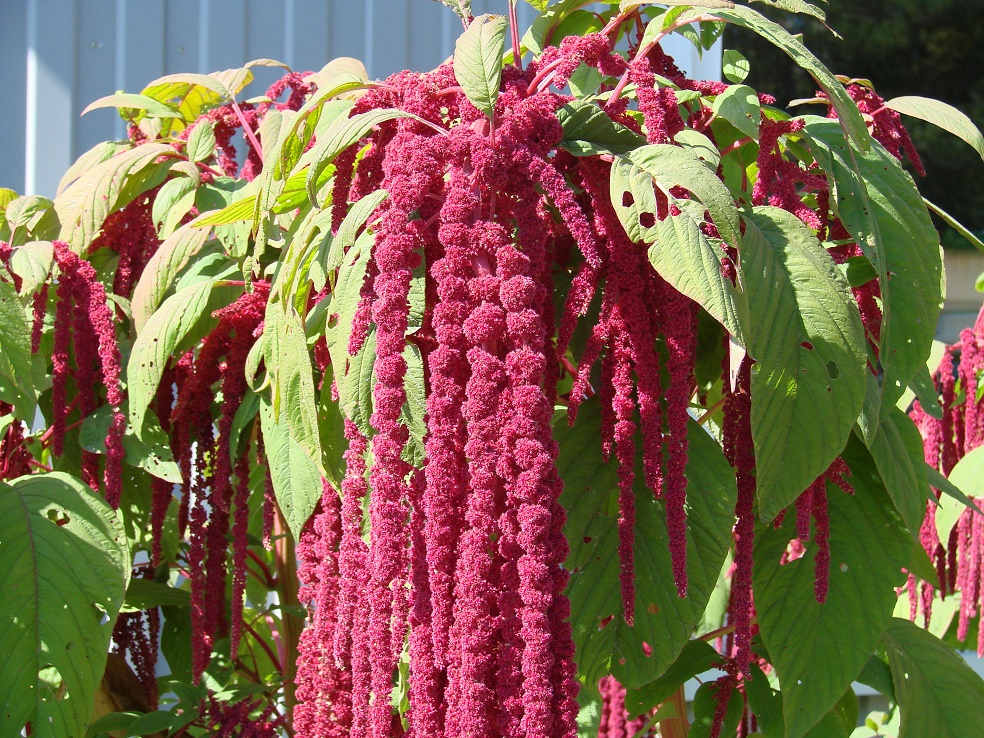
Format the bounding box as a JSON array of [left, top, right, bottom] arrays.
[[508, 0, 523, 72]]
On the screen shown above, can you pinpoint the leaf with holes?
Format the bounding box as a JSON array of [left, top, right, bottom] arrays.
[[562, 399, 736, 688], [454, 14, 509, 120], [0, 473, 130, 738], [740, 207, 867, 520], [803, 118, 944, 428], [753, 436, 910, 738]]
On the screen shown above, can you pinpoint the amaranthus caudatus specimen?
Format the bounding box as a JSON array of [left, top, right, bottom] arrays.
[[8, 2, 979, 736]]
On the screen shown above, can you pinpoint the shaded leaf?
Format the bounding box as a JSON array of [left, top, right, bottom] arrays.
[[0, 473, 130, 738], [741, 207, 866, 520], [557, 101, 646, 157]]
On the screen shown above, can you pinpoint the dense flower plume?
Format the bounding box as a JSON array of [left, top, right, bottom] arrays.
[[3, 3, 969, 735], [909, 309, 984, 651]]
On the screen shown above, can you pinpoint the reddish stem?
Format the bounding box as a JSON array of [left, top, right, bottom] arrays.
[[230, 99, 264, 163], [508, 0, 523, 72]]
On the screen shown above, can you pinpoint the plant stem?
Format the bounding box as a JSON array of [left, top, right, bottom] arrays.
[[230, 99, 264, 163], [273, 505, 302, 721], [659, 686, 690, 738], [697, 397, 727, 425], [508, 0, 523, 72]]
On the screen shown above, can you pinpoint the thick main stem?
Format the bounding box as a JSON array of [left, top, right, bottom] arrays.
[[274, 506, 302, 726]]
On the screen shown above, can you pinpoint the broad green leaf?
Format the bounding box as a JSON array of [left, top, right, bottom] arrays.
[[263, 302, 325, 481], [856, 654, 896, 703], [883, 618, 984, 738], [79, 404, 181, 484], [326, 190, 388, 275], [130, 224, 210, 332], [751, 0, 828, 23], [124, 709, 178, 736], [55, 144, 177, 252], [753, 437, 910, 738], [0, 473, 130, 738], [141, 74, 226, 131], [556, 100, 646, 157], [712, 84, 761, 139], [927, 463, 984, 518], [674, 129, 721, 168], [152, 174, 198, 233], [562, 401, 737, 688], [712, 6, 869, 150], [0, 280, 36, 411], [186, 121, 217, 163], [886, 96, 984, 162], [454, 14, 509, 120], [56, 141, 132, 196], [5, 195, 58, 246], [741, 207, 866, 520], [803, 118, 944, 421], [924, 197, 984, 255], [81, 93, 181, 119], [623, 640, 720, 716], [689, 680, 744, 738], [258, 395, 322, 541], [193, 194, 258, 226], [624, 143, 742, 250], [722, 49, 750, 83], [306, 108, 424, 207], [10, 240, 54, 297], [433, 0, 472, 19], [122, 578, 191, 612], [128, 280, 217, 435], [866, 408, 929, 533]]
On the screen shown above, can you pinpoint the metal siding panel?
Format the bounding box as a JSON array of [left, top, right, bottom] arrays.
[[370, 0, 410, 79], [164, 0, 200, 72], [290, 0, 330, 73], [75, 0, 118, 161], [116, 0, 166, 138], [408, 0, 448, 74], [246, 0, 286, 90], [202, 0, 246, 72], [0, 2, 28, 193], [26, 0, 77, 196], [328, 0, 366, 73]]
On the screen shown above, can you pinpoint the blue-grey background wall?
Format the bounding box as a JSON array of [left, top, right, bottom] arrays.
[[0, 0, 721, 198]]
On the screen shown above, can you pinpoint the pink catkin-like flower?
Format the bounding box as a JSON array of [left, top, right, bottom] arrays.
[[597, 676, 650, 738], [51, 241, 126, 508]]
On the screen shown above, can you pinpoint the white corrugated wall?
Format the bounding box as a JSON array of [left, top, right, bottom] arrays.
[[0, 0, 720, 197]]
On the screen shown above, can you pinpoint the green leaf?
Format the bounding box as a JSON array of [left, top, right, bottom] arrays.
[[263, 302, 325, 481], [306, 108, 424, 207], [81, 93, 182, 119], [866, 408, 929, 533], [562, 400, 737, 688], [624, 640, 721, 716], [79, 405, 181, 483], [130, 224, 210, 332], [57, 141, 132, 197], [924, 197, 984, 255], [712, 6, 869, 150], [624, 144, 742, 251], [326, 190, 388, 275], [740, 207, 867, 521], [128, 280, 218, 435], [152, 174, 198, 233], [722, 49, 750, 83], [856, 654, 896, 703], [557, 100, 646, 157], [928, 462, 984, 519], [751, 0, 829, 24], [0, 280, 36, 412], [0, 473, 130, 738], [126, 709, 178, 736], [434, 0, 472, 19], [803, 118, 944, 422], [689, 680, 743, 738], [753, 437, 910, 738], [55, 144, 177, 252], [712, 84, 761, 139], [193, 194, 258, 226], [5, 196, 58, 245], [10, 240, 54, 297], [258, 395, 322, 542], [454, 14, 509, 120], [122, 578, 191, 612], [186, 121, 217, 163], [885, 96, 984, 162], [883, 618, 984, 738]]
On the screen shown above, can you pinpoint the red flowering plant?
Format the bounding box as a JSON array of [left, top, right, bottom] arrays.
[[3, 1, 984, 736]]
